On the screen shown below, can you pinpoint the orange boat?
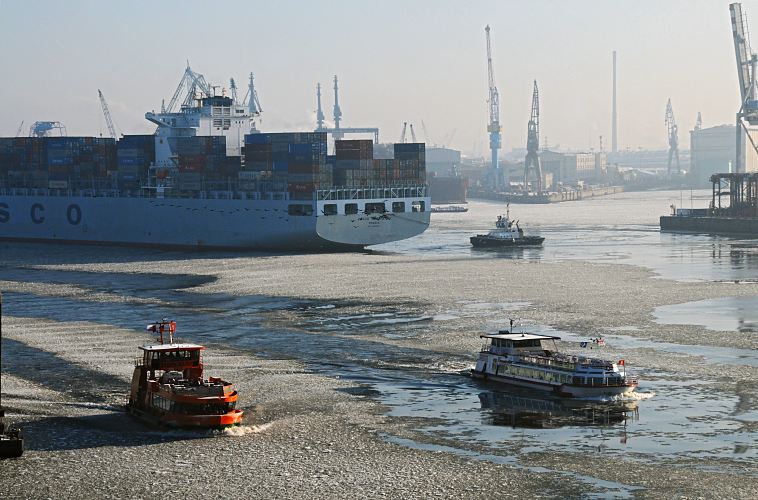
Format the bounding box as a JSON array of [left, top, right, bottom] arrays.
[[127, 320, 243, 429]]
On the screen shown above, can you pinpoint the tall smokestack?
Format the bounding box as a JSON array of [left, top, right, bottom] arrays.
[[612, 50, 618, 154]]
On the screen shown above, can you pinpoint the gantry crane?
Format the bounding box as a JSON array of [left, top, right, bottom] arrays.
[[485, 25, 502, 190], [332, 75, 343, 139], [243, 73, 263, 132], [315, 76, 379, 143], [14, 121, 24, 137], [161, 63, 212, 114], [410, 123, 417, 143], [524, 80, 543, 193], [665, 98, 680, 175], [98, 89, 118, 139], [400, 122, 408, 143], [315, 83, 325, 130], [29, 121, 66, 137], [229, 78, 238, 104], [730, 3, 758, 172]]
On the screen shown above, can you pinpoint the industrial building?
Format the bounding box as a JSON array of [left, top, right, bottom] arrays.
[[426, 147, 468, 203], [538, 150, 607, 188], [690, 124, 758, 185]]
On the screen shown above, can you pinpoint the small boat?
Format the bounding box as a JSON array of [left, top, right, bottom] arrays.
[[471, 325, 638, 398], [0, 292, 23, 459], [127, 320, 243, 429], [431, 205, 469, 213], [470, 208, 544, 248], [0, 411, 23, 459]]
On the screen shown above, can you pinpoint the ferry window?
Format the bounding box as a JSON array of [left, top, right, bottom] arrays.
[[392, 201, 405, 213], [288, 204, 314, 216], [345, 203, 358, 215], [323, 204, 338, 216], [412, 200, 425, 212], [365, 202, 386, 214]]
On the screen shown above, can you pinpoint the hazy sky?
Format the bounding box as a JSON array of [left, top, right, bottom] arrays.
[[0, 0, 752, 155]]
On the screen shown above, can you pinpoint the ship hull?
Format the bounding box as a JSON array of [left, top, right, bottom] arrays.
[[127, 405, 243, 429], [471, 370, 636, 398], [0, 194, 430, 250], [470, 235, 544, 247]]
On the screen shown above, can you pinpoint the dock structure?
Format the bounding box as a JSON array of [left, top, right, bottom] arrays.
[[660, 172, 758, 235], [710, 172, 758, 217]]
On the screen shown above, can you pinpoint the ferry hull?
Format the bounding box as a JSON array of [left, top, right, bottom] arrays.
[[127, 405, 243, 429], [471, 370, 636, 398], [0, 194, 430, 250]]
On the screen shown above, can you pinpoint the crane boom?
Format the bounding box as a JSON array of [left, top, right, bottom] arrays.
[[98, 89, 117, 139], [485, 25, 502, 190], [410, 123, 417, 143], [731, 3, 753, 103]]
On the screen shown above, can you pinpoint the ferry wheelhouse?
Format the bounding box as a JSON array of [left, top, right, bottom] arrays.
[[471, 332, 637, 397], [127, 320, 243, 428]]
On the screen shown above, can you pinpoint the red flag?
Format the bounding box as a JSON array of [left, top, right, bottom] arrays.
[[618, 359, 625, 366]]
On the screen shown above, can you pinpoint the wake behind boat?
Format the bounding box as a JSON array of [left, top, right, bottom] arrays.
[[471, 327, 637, 398], [470, 207, 544, 248]]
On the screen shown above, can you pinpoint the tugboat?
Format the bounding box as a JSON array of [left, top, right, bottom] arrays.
[[127, 320, 243, 429], [471, 322, 638, 397], [470, 207, 544, 248], [0, 292, 23, 459]]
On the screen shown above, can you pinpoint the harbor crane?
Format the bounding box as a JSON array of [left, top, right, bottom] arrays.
[[162, 63, 212, 114], [695, 111, 702, 131], [421, 120, 431, 144], [485, 25, 503, 190], [665, 98, 680, 175], [29, 121, 66, 137], [332, 75, 343, 139], [314, 76, 379, 143], [524, 80, 543, 193], [14, 121, 24, 137], [98, 89, 118, 139], [410, 123, 417, 143], [243, 73, 263, 132], [730, 2, 758, 172], [315, 83, 325, 130], [400, 122, 408, 143], [229, 78, 238, 103]]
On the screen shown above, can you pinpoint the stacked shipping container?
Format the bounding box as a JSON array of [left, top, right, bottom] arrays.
[[394, 143, 426, 186], [117, 135, 155, 187], [0, 137, 116, 189], [0, 134, 426, 193], [243, 132, 328, 198]]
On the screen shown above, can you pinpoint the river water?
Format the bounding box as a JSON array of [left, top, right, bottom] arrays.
[[1, 189, 757, 479]]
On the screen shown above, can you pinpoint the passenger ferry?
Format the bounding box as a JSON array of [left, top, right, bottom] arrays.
[[471, 330, 637, 397], [127, 320, 243, 428]]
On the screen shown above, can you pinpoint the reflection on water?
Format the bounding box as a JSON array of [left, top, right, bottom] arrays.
[[654, 296, 758, 333], [478, 388, 639, 429]]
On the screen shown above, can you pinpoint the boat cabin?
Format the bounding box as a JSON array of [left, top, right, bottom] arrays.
[[139, 344, 203, 371], [480, 332, 560, 356]]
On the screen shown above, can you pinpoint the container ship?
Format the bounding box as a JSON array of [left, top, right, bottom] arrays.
[[0, 69, 430, 251]]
